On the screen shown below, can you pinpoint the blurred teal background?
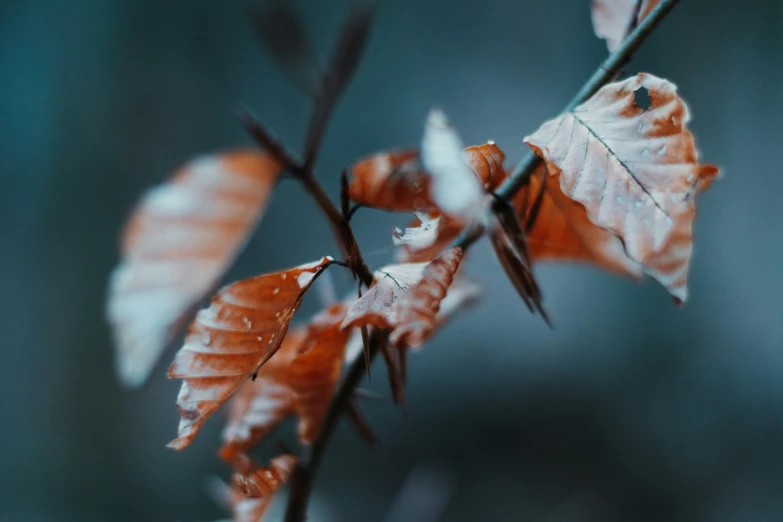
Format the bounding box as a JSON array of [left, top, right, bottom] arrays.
[[1, 0, 782, 520]]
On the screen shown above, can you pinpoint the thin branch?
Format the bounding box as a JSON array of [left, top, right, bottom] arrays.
[[237, 106, 300, 168], [284, 2, 682, 520]]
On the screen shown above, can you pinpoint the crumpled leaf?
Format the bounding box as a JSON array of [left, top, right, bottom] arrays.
[[107, 151, 283, 388], [219, 328, 305, 463], [519, 168, 644, 277], [230, 453, 297, 522], [167, 257, 333, 451], [288, 303, 351, 444], [525, 73, 719, 302], [591, 0, 661, 52], [348, 150, 431, 211], [341, 248, 464, 349], [421, 110, 484, 220], [388, 248, 464, 348]]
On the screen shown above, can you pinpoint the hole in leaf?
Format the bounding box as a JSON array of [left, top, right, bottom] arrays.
[[634, 87, 652, 110]]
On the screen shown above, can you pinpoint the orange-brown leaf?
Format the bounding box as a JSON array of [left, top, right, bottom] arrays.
[[231, 453, 297, 522], [463, 142, 507, 190], [220, 304, 351, 458], [591, 0, 661, 52], [525, 74, 718, 302], [219, 328, 306, 463], [288, 303, 352, 444], [167, 257, 333, 451], [342, 248, 464, 349], [348, 150, 432, 211], [520, 169, 643, 277], [107, 150, 283, 388]]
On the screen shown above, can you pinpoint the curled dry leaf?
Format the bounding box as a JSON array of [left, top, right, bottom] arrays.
[[421, 110, 484, 220], [219, 328, 305, 463], [520, 168, 644, 277], [591, 0, 661, 52], [348, 141, 505, 217], [220, 303, 351, 459], [231, 453, 297, 522], [167, 257, 333, 451], [107, 151, 283, 388], [348, 150, 431, 211], [341, 248, 464, 349], [525, 73, 718, 302], [463, 142, 507, 190]]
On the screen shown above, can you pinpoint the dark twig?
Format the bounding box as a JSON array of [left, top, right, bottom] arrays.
[[237, 106, 300, 168]]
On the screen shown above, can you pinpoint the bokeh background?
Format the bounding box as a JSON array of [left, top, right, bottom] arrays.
[[2, 0, 782, 520]]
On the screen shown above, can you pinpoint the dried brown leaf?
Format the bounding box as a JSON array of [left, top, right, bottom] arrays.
[[220, 303, 351, 458], [288, 303, 352, 444], [107, 151, 283, 388], [218, 328, 305, 463], [463, 142, 507, 190], [230, 453, 297, 522], [167, 257, 333, 450], [348, 150, 431, 211], [525, 73, 718, 302], [388, 248, 464, 349], [520, 168, 644, 277]]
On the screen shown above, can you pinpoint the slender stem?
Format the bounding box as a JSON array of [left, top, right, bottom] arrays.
[[284, 0, 681, 519], [240, 111, 373, 286], [298, 171, 374, 286]]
